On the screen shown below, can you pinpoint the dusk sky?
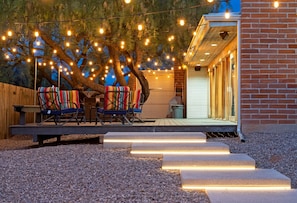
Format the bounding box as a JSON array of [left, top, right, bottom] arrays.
[[219, 0, 241, 12]]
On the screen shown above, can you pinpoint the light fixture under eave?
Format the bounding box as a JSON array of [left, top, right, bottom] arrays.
[[274, 0, 279, 8], [225, 9, 230, 19]]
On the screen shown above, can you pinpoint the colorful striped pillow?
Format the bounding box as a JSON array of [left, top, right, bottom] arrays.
[[58, 90, 80, 109], [131, 89, 142, 109], [38, 86, 60, 110], [104, 86, 130, 110]]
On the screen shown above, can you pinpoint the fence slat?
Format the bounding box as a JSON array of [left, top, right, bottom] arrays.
[[0, 82, 35, 139]]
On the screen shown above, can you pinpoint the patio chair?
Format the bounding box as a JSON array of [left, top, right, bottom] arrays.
[[96, 86, 131, 125], [37, 86, 83, 125], [128, 89, 144, 123]]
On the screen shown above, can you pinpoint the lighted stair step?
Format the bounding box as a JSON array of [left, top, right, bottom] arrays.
[[103, 132, 206, 149], [181, 169, 291, 190], [207, 190, 297, 203], [130, 142, 230, 158], [162, 154, 255, 170]]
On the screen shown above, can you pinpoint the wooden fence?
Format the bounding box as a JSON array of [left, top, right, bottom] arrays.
[[0, 83, 35, 139]]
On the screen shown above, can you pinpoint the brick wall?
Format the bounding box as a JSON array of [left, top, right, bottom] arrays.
[[241, 0, 297, 133]]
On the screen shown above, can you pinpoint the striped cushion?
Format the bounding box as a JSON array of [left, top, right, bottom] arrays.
[[38, 86, 60, 110], [104, 86, 130, 111], [131, 89, 142, 109], [58, 90, 80, 109]]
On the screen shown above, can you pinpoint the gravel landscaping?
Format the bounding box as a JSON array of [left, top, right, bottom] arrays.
[[0, 132, 296, 202]]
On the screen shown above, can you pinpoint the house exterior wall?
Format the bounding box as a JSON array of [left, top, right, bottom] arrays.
[[186, 67, 209, 118], [240, 0, 297, 133]]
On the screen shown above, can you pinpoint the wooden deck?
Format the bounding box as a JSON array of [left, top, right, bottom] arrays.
[[10, 118, 237, 135]]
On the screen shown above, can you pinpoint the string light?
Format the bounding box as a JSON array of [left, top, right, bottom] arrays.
[[179, 19, 185, 26], [137, 24, 143, 31], [67, 30, 72, 36], [124, 0, 131, 4], [99, 28, 104, 34], [7, 31, 13, 37]]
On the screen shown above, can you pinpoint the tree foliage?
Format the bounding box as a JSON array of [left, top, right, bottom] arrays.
[[0, 0, 214, 101]]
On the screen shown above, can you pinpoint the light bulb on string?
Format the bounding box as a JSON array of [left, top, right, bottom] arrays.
[[7, 30, 13, 37], [179, 19, 185, 26], [124, 0, 131, 4], [207, 0, 214, 3], [137, 24, 143, 31], [99, 28, 104, 34]]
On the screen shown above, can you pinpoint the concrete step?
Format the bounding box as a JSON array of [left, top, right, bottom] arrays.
[[207, 190, 297, 203], [103, 132, 206, 149], [162, 153, 255, 170], [130, 142, 230, 158], [181, 169, 291, 190]]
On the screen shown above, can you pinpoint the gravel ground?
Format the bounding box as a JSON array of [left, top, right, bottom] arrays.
[[0, 135, 209, 203], [0, 132, 296, 202]]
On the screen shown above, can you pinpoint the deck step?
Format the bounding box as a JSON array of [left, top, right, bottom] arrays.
[[207, 190, 297, 203], [181, 169, 291, 190], [162, 154, 255, 170], [103, 132, 206, 149], [130, 142, 230, 158]]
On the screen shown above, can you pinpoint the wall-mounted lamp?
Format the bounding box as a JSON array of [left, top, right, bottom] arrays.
[[225, 9, 230, 19], [274, 0, 279, 8]]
